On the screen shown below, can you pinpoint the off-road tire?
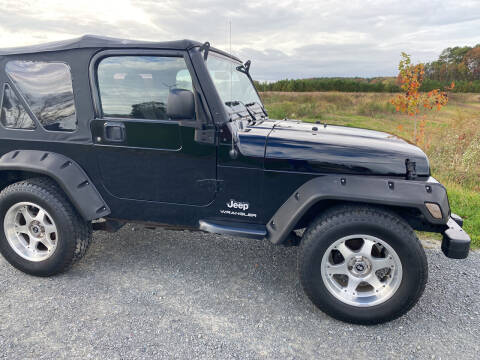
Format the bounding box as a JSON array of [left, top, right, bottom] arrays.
[[0, 177, 92, 276], [298, 204, 428, 325]]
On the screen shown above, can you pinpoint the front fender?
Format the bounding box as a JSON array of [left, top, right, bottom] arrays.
[[266, 175, 450, 245], [0, 150, 110, 221]]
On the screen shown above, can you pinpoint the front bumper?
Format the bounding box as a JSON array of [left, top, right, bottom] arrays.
[[441, 214, 471, 259]]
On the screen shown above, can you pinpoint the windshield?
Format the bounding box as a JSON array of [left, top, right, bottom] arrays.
[[206, 53, 262, 112]]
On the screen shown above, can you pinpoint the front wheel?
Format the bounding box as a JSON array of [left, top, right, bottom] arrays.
[[298, 205, 428, 325]]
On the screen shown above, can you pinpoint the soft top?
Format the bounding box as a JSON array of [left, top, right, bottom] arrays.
[[0, 34, 236, 59]]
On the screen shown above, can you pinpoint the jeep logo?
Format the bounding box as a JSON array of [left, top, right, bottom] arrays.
[[227, 199, 249, 211]]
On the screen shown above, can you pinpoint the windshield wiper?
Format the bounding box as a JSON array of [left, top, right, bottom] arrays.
[[225, 100, 258, 122], [245, 101, 268, 118]]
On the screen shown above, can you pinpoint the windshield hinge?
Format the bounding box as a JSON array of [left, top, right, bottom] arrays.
[[405, 159, 417, 180], [199, 41, 210, 60]]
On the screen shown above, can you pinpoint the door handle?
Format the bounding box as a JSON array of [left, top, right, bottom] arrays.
[[103, 122, 126, 142]]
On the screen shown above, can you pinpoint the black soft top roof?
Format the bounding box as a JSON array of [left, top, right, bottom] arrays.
[[0, 34, 240, 61]]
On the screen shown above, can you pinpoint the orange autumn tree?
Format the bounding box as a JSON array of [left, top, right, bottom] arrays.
[[391, 52, 453, 145]]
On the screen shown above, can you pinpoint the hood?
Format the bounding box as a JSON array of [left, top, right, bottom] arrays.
[[262, 119, 429, 177]]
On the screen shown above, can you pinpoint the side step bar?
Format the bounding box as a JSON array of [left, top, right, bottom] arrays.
[[199, 220, 267, 239]]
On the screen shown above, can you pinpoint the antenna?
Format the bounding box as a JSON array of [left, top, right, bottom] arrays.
[[229, 19, 232, 102]]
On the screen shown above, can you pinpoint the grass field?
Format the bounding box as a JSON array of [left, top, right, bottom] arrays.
[[260, 92, 480, 248]]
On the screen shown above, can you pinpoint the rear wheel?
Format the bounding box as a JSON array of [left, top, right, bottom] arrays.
[[298, 205, 428, 325], [0, 177, 92, 276]]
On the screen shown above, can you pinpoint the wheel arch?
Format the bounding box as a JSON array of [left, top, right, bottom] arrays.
[[293, 199, 426, 231], [0, 150, 110, 221]]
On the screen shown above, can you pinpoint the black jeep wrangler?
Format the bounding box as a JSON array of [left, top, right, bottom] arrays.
[[0, 35, 470, 324]]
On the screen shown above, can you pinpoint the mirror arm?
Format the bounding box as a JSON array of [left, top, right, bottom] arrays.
[[236, 60, 251, 75]]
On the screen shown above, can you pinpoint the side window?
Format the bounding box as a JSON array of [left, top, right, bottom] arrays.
[[5, 61, 77, 131], [0, 83, 36, 129], [97, 56, 193, 120]]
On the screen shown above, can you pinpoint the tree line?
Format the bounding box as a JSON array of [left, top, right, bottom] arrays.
[[255, 45, 480, 93]]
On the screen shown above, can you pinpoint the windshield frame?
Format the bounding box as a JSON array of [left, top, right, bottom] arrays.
[[205, 51, 264, 117]]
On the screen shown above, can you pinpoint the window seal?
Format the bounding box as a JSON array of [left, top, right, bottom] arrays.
[[99, 116, 181, 126]]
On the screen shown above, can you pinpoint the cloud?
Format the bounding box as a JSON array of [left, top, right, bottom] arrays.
[[0, 0, 479, 80]]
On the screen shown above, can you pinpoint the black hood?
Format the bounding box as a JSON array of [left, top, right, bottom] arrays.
[[235, 119, 429, 177]]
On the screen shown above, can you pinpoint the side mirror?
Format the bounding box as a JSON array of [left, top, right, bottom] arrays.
[[167, 88, 195, 120]]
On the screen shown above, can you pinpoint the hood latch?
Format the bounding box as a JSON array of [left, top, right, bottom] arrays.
[[405, 159, 417, 180]]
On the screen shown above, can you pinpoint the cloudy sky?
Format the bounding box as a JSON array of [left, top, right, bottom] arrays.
[[0, 0, 479, 81]]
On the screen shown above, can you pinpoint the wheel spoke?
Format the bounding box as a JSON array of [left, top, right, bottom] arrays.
[[20, 207, 34, 223], [44, 224, 57, 237], [336, 242, 353, 259], [15, 225, 29, 234], [345, 276, 362, 296], [327, 262, 348, 275], [40, 236, 55, 251], [17, 233, 29, 247], [364, 273, 383, 291], [35, 208, 47, 223], [28, 238, 38, 252], [371, 256, 396, 271], [359, 238, 375, 257]]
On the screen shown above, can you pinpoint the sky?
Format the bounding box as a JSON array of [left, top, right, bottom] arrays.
[[0, 0, 479, 81]]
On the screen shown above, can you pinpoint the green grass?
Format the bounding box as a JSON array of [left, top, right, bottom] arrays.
[[446, 183, 480, 248], [261, 91, 480, 249]]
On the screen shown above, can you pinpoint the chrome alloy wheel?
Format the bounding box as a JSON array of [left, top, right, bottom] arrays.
[[321, 235, 403, 307], [4, 202, 58, 262]]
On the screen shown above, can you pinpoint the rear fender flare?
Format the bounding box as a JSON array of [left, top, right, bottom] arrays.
[[0, 150, 110, 221]]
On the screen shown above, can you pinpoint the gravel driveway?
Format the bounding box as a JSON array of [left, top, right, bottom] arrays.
[[0, 225, 479, 359]]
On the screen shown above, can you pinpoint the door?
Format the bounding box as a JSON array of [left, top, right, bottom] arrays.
[[90, 51, 217, 205]]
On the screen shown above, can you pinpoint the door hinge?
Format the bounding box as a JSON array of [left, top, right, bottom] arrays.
[[194, 128, 216, 144], [196, 179, 224, 192]]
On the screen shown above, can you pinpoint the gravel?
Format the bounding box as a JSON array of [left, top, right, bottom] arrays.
[[0, 225, 479, 360]]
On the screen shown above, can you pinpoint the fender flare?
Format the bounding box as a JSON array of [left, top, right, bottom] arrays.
[[0, 150, 110, 221], [266, 175, 449, 245]]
